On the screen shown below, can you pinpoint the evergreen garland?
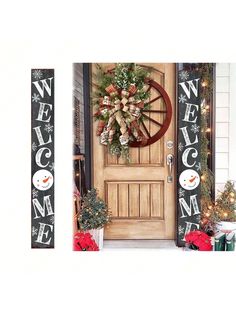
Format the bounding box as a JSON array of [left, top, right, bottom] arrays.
[[214, 181, 236, 221]]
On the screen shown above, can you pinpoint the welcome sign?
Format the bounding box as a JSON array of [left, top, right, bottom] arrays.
[[177, 70, 201, 247], [31, 69, 54, 248]]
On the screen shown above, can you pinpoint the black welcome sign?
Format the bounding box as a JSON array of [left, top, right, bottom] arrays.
[[177, 70, 201, 247], [31, 69, 54, 248]]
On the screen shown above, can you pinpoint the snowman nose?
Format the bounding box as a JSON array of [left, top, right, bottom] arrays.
[[189, 176, 196, 183], [43, 176, 50, 183]]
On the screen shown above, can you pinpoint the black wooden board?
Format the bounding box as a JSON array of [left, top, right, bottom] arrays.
[[31, 69, 54, 248], [176, 69, 201, 247]]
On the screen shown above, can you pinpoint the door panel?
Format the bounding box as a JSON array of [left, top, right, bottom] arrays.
[[92, 63, 176, 239]]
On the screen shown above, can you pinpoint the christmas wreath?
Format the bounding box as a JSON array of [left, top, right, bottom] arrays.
[[93, 63, 151, 162]]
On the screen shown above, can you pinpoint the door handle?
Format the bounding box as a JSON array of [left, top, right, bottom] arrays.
[[166, 154, 174, 183]]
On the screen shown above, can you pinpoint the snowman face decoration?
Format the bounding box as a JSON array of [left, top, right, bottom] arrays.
[[33, 169, 54, 191], [179, 169, 200, 191]]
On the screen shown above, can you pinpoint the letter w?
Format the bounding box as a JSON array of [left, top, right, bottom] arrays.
[[179, 78, 200, 99], [33, 77, 54, 98]]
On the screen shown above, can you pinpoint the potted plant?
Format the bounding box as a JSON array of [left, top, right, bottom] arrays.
[[214, 181, 236, 235], [78, 188, 111, 249], [184, 230, 212, 251]]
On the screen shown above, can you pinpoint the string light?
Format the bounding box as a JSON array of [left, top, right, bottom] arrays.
[[201, 175, 205, 181], [206, 105, 210, 110], [201, 81, 208, 87], [230, 197, 235, 203], [206, 128, 211, 133], [76, 173, 79, 177], [223, 212, 228, 218], [230, 192, 235, 197]]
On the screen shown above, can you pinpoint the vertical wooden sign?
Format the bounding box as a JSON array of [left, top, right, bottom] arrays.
[[31, 69, 54, 248], [177, 70, 201, 247]]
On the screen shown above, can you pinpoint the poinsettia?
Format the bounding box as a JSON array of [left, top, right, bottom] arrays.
[[73, 232, 99, 251], [185, 230, 212, 251]]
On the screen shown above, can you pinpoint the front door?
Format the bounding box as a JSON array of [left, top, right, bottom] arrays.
[[92, 63, 176, 239]]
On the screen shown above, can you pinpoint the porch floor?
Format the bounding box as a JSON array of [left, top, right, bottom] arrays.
[[104, 240, 180, 249]]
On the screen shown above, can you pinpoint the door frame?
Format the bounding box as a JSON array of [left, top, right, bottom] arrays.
[[81, 63, 215, 244]]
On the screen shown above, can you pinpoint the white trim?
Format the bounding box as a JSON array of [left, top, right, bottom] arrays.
[[229, 64, 236, 181]]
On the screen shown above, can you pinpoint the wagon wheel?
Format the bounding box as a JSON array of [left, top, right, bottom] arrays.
[[129, 78, 172, 147]]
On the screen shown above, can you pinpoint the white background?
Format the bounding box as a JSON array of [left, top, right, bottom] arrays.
[[1, 1, 236, 314]]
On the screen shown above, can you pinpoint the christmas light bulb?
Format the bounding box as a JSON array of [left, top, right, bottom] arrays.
[[230, 198, 235, 203], [223, 212, 228, 218], [201, 81, 208, 87], [230, 192, 235, 197], [206, 128, 211, 132], [206, 105, 210, 110]]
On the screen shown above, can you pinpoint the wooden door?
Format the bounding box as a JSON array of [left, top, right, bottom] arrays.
[[92, 63, 176, 239]]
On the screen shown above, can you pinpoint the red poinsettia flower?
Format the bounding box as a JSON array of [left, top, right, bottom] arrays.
[[73, 232, 99, 251], [185, 230, 212, 251]]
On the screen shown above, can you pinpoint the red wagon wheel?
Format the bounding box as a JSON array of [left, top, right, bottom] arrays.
[[129, 78, 172, 147]]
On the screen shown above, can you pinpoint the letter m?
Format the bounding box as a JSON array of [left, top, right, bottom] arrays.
[[179, 194, 200, 218], [32, 195, 54, 219]]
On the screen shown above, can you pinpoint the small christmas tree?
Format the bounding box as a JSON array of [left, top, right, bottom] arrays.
[[78, 188, 112, 231], [214, 181, 236, 221]]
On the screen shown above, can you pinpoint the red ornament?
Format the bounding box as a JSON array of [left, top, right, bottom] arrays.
[[73, 232, 99, 251], [185, 230, 212, 251]]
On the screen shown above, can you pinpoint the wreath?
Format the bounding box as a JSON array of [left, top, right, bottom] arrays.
[[93, 63, 152, 162]]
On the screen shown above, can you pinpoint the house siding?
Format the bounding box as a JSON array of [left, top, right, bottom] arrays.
[[215, 63, 236, 194]]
